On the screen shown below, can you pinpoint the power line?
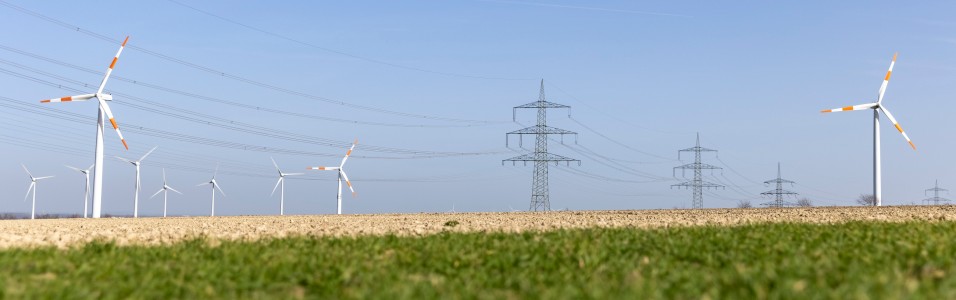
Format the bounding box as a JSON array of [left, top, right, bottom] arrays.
[[164, 0, 535, 81], [0, 0, 506, 124]]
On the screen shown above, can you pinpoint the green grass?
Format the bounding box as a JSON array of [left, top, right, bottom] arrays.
[[1, 221, 956, 299]]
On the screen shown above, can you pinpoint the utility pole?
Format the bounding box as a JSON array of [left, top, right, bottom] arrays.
[[760, 162, 798, 207], [671, 133, 723, 209], [504, 79, 579, 211], [923, 180, 950, 205]]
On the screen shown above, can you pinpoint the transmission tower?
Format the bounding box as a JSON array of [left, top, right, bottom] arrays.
[[671, 133, 724, 209], [923, 180, 950, 205], [503, 79, 579, 211], [759, 162, 798, 207]]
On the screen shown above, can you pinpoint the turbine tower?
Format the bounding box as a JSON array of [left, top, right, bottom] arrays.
[[923, 180, 950, 205], [503, 80, 579, 211], [820, 53, 916, 206], [116, 146, 157, 218], [38, 36, 132, 218], [66, 164, 93, 218], [671, 133, 724, 209], [150, 169, 181, 217], [308, 140, 357, 215], [22, 164, 53, 220], [271, 157, 303, 215], [197, 164, 226, 217], [760, 163, 798, 207]]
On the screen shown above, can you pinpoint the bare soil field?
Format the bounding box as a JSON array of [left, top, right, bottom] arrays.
[[0, 205, 953, 248]]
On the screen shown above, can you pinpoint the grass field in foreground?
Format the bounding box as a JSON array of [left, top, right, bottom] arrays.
[[1, 221, 955, 299]]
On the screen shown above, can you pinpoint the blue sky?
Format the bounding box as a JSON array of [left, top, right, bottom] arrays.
[[1, 0, 954, 216]]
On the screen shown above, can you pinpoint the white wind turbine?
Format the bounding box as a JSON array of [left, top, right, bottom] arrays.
[[197, 164, 226, 217], [22, 164, 54, 220], [150, 168, 181, 218], [116, 146, 157, 218], [821, 53, 916, 206], [65, 164, 94, 218], [308, 140, 357, 215], [271, 157, 304, 216], [39, 36, 132, 218]]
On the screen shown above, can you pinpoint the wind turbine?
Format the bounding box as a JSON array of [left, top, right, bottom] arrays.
[[65, 164, 93, 218], [150, 168, 181, 217], [197, 164, 226, 217], [821, 53, 915, 206], [308, 140, 357, 215], [271, 157, 304, 216], [22, 164, 53, 220], [116, 146, 157, 218], [39, 36, 131, 218]]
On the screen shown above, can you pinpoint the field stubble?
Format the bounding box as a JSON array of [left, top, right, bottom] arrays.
[[0, 205, 953, 248]]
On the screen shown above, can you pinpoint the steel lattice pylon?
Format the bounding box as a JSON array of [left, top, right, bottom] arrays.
[[671, 133, 723, 209], [503, 80, 579, 211], [923, 180, 950, 205], [760, 163, 798, 207]]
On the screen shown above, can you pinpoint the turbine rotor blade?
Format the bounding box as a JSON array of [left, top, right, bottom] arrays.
[[309, 167, 338, 171], [115, 156, 134, 164], [65, 165, 82, 172], [340, 170, 355, 195], [215, 183, 226, 197], [139, 146, 157, 162], [340, 139, 358, 168], [96, 36, 129, 94], [150, 189, 164, 199], [878, 105, 915, 150], [271, 157, 280, 173], [35, 176, 54, 180], [271, 177, 282, 196], [877, 52, 898, 104], [40, 94, 95, 103], [283, 173, 305, 176], [168, 186, 183, 195], [820, 103, 877, 113], [97, 100, 128, 150], [24, 182, 35, 202], [21, 163, 32, 178]]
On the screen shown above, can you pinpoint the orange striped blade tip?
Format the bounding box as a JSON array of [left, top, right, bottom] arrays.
[[109, 118, 119, 130], [351, 191, 357, 197], [909, 141, 916, 150], [894, 124, 904, 133], [40, 99, 50, 103], [346, 149, 352, 156], [892, 52, 898, 62], [885, 71, 892, 81], [109, 57, 118, 69], [121, 139, 129, 150], [820, 109, 833, 113], [309, 167, 327, 170], [122, 36, 129, 47], [353, 139, 358, 145]]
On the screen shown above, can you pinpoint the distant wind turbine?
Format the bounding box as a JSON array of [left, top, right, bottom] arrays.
[[308, 140, 357, 215], [271, 157, 303, 216], [197, 164, 226, 217], [150, 168, 181, 217], [39, 36, 132, 218], [65, 164, 93, 218], [116, 146, 157, 218], [22, 164, 53, 220], [820, 53, 916, 206]]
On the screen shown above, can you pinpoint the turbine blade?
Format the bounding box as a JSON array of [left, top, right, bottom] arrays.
[[879, 106, 916, 150], [65, 165, 81, 172], [162, 168, 167, 183], [271, 157, 280, 172], [96, 36, 129, 94], [340, 139, 357, 168], [40, 94, 95, 103], [820, 103, 877, 113], [271, 177, 282, 196], [877, 52, 898, 104], [168, 186, 183, 195], [35, 176, 54, 180], [139, 146, 157, 162], [21, 163, 32, 178], [24, 182, 35, 202], [115, 156, 134, 163], [340, 170, 355, 195], [197, 182, 210, 187], [215, 183, 226, 197], [284, 173, 305, 176], [97, 100, 128, 150], [86, 164, 94, 171], [213, 162, 220, 179], [150, 188, 164, 199], [309, 166, 338, 171]]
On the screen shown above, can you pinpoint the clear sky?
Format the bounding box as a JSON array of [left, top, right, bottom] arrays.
[[0, 0, 954, 216]]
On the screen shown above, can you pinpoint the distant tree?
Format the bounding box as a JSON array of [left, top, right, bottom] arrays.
[[737, 200, 753, 209], [796, 198, 813, 207], [856, 194, 876, 206]]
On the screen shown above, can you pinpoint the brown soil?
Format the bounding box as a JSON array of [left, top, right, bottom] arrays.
[[0, 205, 953, 248]]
